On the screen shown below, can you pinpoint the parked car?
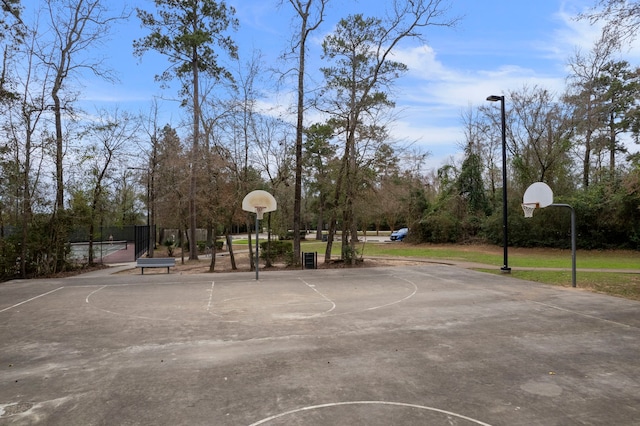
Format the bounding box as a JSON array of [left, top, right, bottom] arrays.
[[390, 227, 408, 241]]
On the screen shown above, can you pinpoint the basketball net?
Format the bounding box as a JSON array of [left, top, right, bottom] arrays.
[[521, 202, 538, 218], [255, 206, 266, 220]]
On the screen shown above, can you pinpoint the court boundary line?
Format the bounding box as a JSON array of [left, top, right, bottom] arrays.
[[248, 400, 493, 426], [298, 277, 336, 317], [531, 300, 636, 329], [0, 287, 65, 313]]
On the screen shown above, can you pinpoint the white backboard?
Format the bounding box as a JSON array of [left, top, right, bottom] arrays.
[[523, 182, 553, 208], [242, 190, 277, 215]]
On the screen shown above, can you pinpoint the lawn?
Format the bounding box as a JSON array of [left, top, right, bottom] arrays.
[[296, 240, 640, 301], [227, 238, 640, 300], [358, 242, 640, 270], [236, 238, 638, 270], [477, 269, 640, 301]]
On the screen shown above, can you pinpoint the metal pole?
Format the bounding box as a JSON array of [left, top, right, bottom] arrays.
[[146, 171, 151, 257], [551, 204, 576, 288], [500, 96, 510, 273], [255, 214, 260, 281], [571, 206, 576, 288], [487, 95, 510, 273]]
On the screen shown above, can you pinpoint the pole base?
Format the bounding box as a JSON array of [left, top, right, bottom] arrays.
[[500, 266, 512, 274]]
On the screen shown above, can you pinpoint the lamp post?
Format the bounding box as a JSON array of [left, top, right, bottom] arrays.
[[486, 95, 511, 273]]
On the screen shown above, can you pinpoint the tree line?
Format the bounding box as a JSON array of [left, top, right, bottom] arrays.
[[1, 0, 639, 281]]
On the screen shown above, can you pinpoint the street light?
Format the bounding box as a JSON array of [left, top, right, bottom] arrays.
[[486, 95, 511, 273]]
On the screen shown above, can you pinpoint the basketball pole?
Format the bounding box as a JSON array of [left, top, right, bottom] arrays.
[[551, 204, 576, 288], [255, 212, 260, 281]]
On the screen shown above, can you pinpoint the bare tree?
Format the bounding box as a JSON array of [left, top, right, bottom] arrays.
[[5, 24, 49, 277], [76, 108, 139, 264], [564, 33, 618, 187], [37, 0, 128, 271], [139, 99, 166, 258], [504, 85, 573, 192], [282, 0, 329, 265], [0, 0, 24, 103], [580, 0, 640, 46]]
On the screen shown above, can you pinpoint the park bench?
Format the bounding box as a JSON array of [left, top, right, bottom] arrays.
[[136, 257, 175, 274]]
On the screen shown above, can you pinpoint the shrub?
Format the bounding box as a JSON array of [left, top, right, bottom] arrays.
[[163, 239, 175, 257], [414, 212, 460, 243], [279, 231, 307, 240], [260, 240, 293, 264]]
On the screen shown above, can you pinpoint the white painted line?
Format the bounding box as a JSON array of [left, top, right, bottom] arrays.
[[84, 284, 173, 321], [531, 300, 636, 329], [0, 287, 65, 313], [358, 275, 418, 312], [319, 275, 418, 318], [298, 277, 336, 317], [248, 400, 493, 426], [207, 281, 215, 312], [86, 285, 106, 303]]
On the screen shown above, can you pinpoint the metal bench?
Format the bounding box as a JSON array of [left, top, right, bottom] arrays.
[[136, 257, 175, 274]]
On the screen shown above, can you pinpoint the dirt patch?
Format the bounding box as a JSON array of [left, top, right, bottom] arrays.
[[115, 252, 424, 275]]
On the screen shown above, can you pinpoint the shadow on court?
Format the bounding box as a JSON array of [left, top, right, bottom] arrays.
[[1, 265, 639, 425]]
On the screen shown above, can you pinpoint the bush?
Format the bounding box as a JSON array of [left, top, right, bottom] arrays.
[[163, 239, 175, 257], [260, 240, 293, 262], [279, 231, 307, 240], [414, 212, 460, 243], [194, 240, 225, 253]]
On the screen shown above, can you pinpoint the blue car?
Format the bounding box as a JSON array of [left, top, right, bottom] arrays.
[[390, 227, 408, 241]]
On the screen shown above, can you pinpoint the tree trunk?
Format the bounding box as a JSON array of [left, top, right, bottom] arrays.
[[209, 226, 217, 272], [149, 145, 157, 258], [50, 89, 66, 273], [292, 14, 307, 267], [20, 119, 33, 278], [265, 213, 273, 267], [583, 132, 592, 188], [247, 219, 254, 271], [226, 233, 237, 270], [609, 112, 616, 180], [189, 55, 200, 261], [324, 137, 350, 263], [179, 226, 185, 265], [316, 200, 324, 240]]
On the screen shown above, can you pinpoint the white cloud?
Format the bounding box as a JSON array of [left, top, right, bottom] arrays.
[[392, 45, 450, 80]]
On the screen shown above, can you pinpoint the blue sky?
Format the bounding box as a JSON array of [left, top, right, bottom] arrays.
[[21, 0, 640, 170]]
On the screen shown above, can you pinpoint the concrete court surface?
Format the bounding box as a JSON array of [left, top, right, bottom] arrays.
[[0, 265, 639, 426]]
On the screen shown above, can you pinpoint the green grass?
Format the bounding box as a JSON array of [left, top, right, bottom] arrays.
[[239, 239, 638, 269], [322, 240, 640, 300], [359, 243, 640, 270], [230, 238, 640, 300], [478, 269, 640, 301]]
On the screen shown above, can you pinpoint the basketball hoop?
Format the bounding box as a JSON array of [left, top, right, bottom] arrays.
[[241, 190, 277, 281], [522, 202, 538, 218], [522, 182, 553, 219], [242, 190, 277, 219]]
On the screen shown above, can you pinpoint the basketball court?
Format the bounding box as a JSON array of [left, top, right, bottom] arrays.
[[1, 264, 639, 425]]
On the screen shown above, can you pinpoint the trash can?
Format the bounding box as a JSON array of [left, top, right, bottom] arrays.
[[303, 252, 317, 269]]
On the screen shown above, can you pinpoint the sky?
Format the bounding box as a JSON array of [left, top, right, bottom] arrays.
[[20, 0, 640, 171]]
